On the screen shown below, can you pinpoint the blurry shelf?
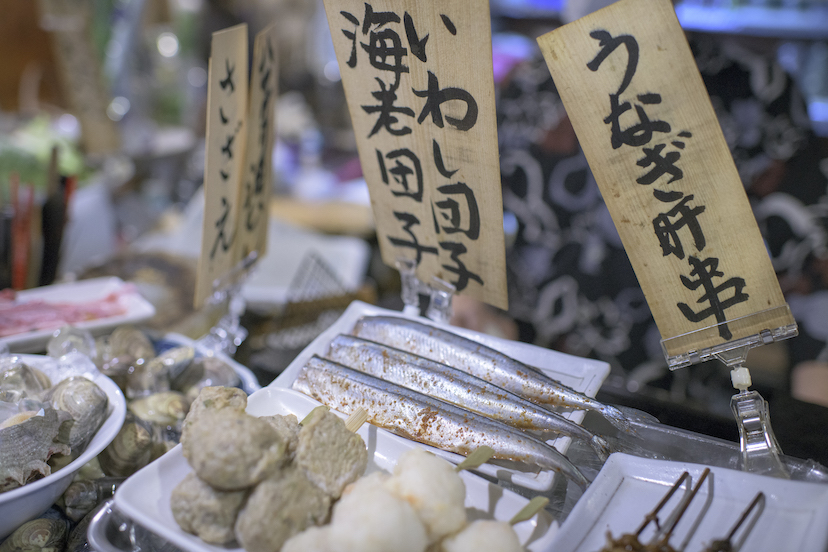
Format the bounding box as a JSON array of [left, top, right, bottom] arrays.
[[675, 3, 828, 39]]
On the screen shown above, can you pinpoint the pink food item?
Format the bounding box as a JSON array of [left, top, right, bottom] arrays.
[[0, 286, 131, 337]]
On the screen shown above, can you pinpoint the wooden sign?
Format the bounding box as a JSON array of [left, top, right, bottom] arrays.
[[236, 25, 278, 262], [322, 0, 508, 309], [38, 0, 120, 155], [195, 24, 248, 308], [536, 0, 794, 359]]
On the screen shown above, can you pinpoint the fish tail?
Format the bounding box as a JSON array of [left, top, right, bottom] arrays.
[[599, 403, 634, 434], [590, 435, 613, 462], [559, 459, 590, 491]]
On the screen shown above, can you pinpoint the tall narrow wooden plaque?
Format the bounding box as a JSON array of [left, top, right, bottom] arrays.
[[322, 0, 508, 309], [537, 0, 795, 362]]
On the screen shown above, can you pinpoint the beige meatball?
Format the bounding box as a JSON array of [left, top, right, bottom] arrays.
[[384, 448, 467, 543], [440, 520, 523, 552], [181, 386, 247, 445], [170, 472, 247, 544], [260, 413, 300, 459], [182, 410, 286, 490], [234, 467, 331, 552], [296, 407, 368, 499]]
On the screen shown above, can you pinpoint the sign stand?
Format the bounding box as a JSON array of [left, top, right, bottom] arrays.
[[196, 251, 258, 355], [662, 307, 796, 478], [536, 0, 799, 478], [395, 257, 456, 322]]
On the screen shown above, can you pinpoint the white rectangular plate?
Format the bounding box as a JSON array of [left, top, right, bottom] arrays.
[[269, 300, 610, 491], [551, 452, 828, 552], [114, 387, 559, 552], [1, 277, 156, 353]]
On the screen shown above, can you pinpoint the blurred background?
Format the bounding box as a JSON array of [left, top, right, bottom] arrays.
[[1, 0, 827, 461]]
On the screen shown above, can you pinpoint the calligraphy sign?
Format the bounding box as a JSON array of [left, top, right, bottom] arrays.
[[236, 25, 278, 262], [38, 0, 120, 155], [537, 0, 794, 359], [195, 24, 248, 308], [322, 0, 508, 309]]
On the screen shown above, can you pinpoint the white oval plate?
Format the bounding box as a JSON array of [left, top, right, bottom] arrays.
[[114, 386, 560, 552]]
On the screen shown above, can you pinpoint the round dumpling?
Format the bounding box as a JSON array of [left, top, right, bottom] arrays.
[[384, 449, 467, 543], [440, 520, 523, 552], [330, 472, 428, 552]]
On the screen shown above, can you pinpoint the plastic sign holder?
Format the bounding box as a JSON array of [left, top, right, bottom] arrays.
[[197, 250, 258, 356], [537, 0, 799, 479], [396, 257, 456, 323]]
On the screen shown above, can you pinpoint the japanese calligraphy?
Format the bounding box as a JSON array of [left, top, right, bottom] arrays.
[[195, 24, 249, 308], [538, 0, 793, 358], [237, 25, 278, 261], [325, 0, 508, 308]]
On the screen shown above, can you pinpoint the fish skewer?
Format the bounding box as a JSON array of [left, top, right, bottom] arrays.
[[351, 315, 632, 433], [293, 355, 591, 490], [325, 334, 613, 460]]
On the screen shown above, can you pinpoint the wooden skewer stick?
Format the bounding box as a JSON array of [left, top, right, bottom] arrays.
[[454, 445, 495, 472], [345, 407, 368, 433], [509, 496, 550, 525]]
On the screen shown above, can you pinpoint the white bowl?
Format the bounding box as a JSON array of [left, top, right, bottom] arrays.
[[0, 357, 127, 540]]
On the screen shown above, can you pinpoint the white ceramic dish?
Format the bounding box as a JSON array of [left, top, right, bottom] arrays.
[[1, 277, 156, 354], [269, 301, 611, 491], [551, 452, 828, 552], [0, 356, 127, 539], [158, 333, 261, 395], [114, 386, 560, 552]]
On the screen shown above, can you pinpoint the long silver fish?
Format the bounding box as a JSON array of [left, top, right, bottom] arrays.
[[351, 315, 631, 433], [293, 356, 590, 490], [325, 334, 613, 460]]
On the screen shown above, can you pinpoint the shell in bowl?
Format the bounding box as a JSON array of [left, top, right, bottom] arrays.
[[0, 355, 126, 540]]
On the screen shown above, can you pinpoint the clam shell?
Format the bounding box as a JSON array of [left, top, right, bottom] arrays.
[[0, 408, 72, 493], [43, 377, 108, 455], [98, 413, 154, 478], [153, 345, 196, 381], [0, 518, 69, 552], [172, 357, 241, 405], [129, 391, 189, 426], [61, 477, 123, 522], [125, 357, 171, 400], [107, 326, 155, 362], [0, 364, 52, 400]]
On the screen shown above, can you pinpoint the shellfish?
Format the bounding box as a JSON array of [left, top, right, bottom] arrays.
[[97, 413, 154, 478], [0, 517, 69, 552], [0, 408, 72, 493], [172, 356, 241, 405], [43, 377, 108, 456]]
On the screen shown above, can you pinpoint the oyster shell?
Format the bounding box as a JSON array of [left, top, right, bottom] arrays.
[[0, 408, 72, 493], [98, 413, 154, 477], [0, 517, 69, 552], [43, 377, 108, 455]]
